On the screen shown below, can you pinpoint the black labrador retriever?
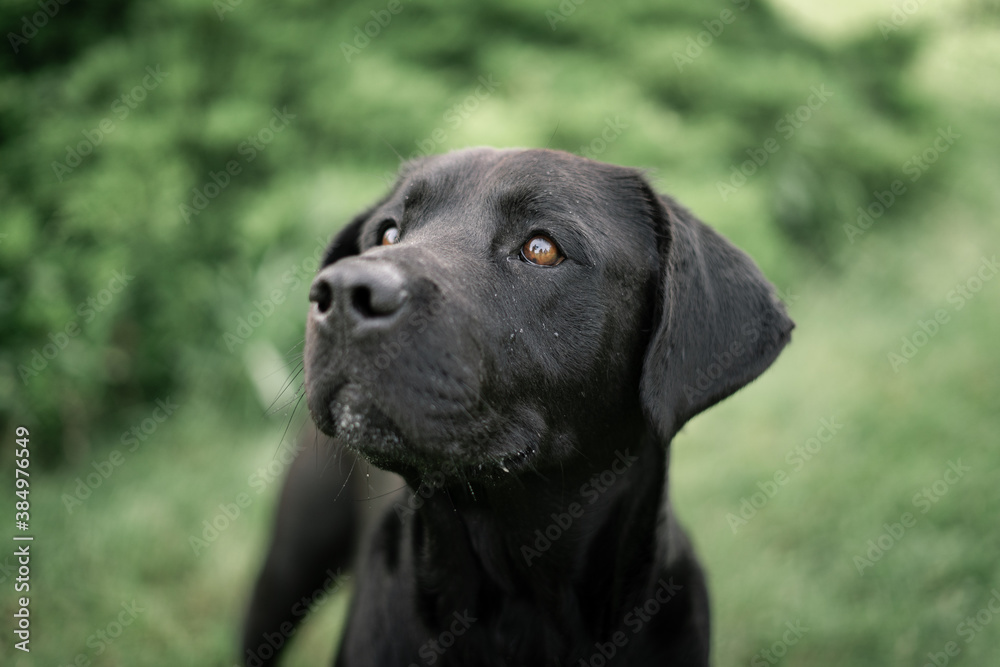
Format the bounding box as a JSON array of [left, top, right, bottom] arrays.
[[242, 147, 793, 666]]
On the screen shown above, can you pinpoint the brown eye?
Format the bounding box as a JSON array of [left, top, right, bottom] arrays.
[[381, 226, 400, 246], [521, 235, 564, 266]]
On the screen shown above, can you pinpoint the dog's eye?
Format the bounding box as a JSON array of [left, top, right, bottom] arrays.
[[521, 235, 564, 267], [380, 226, 400, 246]]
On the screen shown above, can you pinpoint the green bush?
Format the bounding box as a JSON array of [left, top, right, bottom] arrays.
[[0, 0, 945, 465]]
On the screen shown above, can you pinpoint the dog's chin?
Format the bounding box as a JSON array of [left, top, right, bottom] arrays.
[[307, 383, 403, 465], [308, 383, 539, 482]]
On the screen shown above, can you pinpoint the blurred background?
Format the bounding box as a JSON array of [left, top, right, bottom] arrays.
[[1, 0, 998, 664]]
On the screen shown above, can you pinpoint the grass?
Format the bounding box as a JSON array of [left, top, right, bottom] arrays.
[[672, 194, 1000, 665]]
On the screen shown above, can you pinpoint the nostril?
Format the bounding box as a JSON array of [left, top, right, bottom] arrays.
[[350, 283, 406, 319], [309, 279, 334, 314], [351, 285, 377, 319]]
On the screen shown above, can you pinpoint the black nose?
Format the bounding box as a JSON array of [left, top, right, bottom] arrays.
[[310, 260, 409, 330]]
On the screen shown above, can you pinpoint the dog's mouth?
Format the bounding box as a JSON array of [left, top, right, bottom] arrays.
[[309, 380, 541, 481], [495, 445, 536, 474], [318, 382, 404, 458]]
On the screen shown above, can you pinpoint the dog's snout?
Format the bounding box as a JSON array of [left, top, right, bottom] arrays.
[[309, 277, 335, 314], [310, 261, 409, 329]]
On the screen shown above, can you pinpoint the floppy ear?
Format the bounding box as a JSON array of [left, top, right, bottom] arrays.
[[319, 206, 376, 268], [640, 192, 794, 444], [319, 160, 425, 267]]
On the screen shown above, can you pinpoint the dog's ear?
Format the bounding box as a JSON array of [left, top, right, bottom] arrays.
[[319, 160, 426, 267], [639, 188, 794, 444], [319, 206, 378, 268]]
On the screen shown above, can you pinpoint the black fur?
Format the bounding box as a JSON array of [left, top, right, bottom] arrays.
[[242, 147, 793, 666]]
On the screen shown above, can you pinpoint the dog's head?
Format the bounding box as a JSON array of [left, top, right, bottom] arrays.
[[305, 148, 792, 480]]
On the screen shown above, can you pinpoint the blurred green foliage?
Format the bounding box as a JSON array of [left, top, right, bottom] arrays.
[[0, 0, 952, 466]]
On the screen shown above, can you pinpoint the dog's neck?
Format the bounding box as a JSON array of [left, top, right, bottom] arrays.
[[404, 426, 670, 637]]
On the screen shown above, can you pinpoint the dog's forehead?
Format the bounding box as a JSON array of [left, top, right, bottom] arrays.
[[402, 148, 623, 204], [392, 148, 657, 256]]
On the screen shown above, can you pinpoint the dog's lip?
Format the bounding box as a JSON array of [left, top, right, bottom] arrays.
[[490, 445, 537, 475], [328, 383, 394, 434], [315, 379, 542, 479], [309, 380, 346, 435]]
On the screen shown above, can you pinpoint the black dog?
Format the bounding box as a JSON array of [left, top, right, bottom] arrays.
[[242, 147, 793, 666]]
